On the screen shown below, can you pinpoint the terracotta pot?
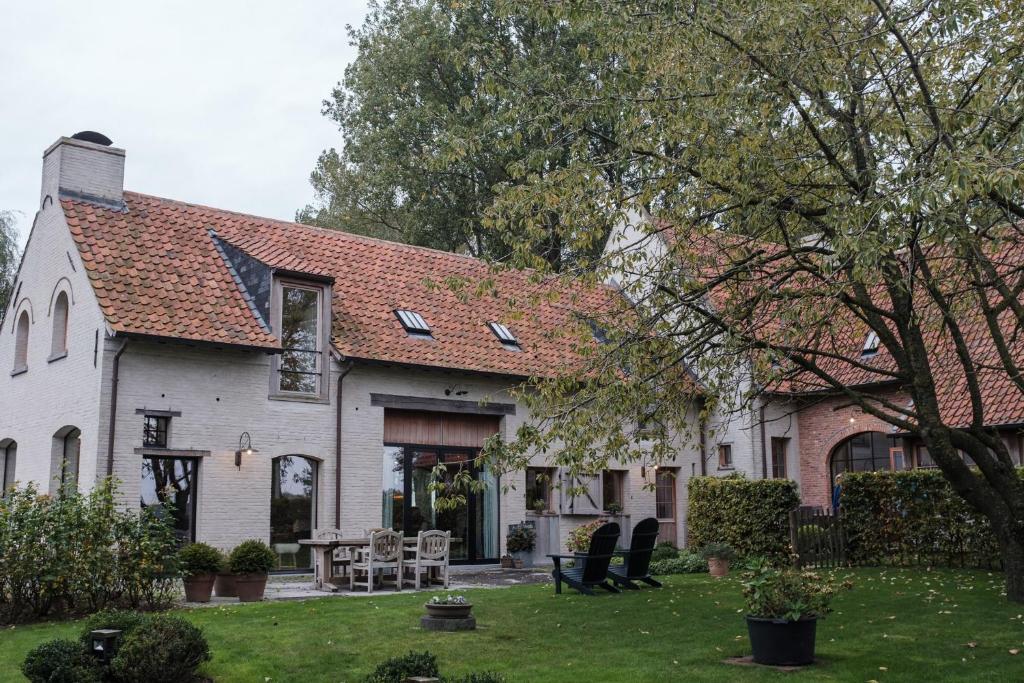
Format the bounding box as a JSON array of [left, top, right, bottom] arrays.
[[214, 572, 237, 597], [500, 556, 514, 568], [183, 574, 216, 602], [424, 603, 473, 619], [234, 573, 268, 602], [707, 557, 730, 577]]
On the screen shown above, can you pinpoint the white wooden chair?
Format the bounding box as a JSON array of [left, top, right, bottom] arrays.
[[402, 530, 451, 589], [351, 529, 403, 593]]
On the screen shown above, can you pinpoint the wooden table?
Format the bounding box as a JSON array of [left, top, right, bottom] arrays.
[[299, 537, 418, 591]]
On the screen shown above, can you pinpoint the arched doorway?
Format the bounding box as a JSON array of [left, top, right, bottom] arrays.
[[829, 431, 904, 486], [270, 455, 318, 570]]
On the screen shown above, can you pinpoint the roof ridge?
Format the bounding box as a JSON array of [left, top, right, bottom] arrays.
[[122, 190, 517, 268]]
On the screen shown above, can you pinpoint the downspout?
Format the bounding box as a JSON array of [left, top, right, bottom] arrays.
[[698, 398, 708, 476], [759, 402, 769, 479], [105, 338, 129, 478], [335, 360, 355, 529]]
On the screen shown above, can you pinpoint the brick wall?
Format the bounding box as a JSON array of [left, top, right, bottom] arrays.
[[795, 387, 909, 507]]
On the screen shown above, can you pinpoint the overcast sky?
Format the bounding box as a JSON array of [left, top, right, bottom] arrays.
[[0, 0, 369, 249]]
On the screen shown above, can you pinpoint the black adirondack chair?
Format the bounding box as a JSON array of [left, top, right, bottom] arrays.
[[549, 522, 621, 595], [607, 517, 663, 589]]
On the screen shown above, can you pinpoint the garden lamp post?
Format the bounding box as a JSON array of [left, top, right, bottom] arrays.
[[89, 628, 121, 663]]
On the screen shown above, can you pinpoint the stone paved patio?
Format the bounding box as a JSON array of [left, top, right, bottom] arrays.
[[184, 565, 553, 605]]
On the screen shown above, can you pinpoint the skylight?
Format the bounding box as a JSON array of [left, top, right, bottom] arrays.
[[862, 330, 880, 357], [489, 322, 520, 348], [395, 309, 431, 335]]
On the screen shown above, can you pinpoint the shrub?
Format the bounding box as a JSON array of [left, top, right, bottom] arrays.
[[505, 524, 536, 553], [699, 542, 737, 561], [228, 539, 277, 575], [650, 549, 707, 575], [687, 475, 799, 560], [109, 614, 210, 683], [650, 541, 678, 563], [177, 543, 224, 577], [78, 609, 148, 647], [365, 650, 440, 683], [0, 479, 179, 623], [839, 469, 1020, 568], [741, 561, 851, 621], [21, 639, 101, 683], [565, 519, 605, 553]]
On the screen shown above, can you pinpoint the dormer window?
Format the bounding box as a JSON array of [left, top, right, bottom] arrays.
[[395, 309, 431, 337], [273, 281, 326, 397], [488, 322, 520, 350], [861, 330, 880, 357]]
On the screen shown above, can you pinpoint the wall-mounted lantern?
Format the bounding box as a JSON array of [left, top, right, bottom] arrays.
[[235, 432, 258, 469], [89, 628, 121, 663]]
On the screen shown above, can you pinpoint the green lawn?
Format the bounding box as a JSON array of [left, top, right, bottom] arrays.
[[2, 569, 1023, 682]]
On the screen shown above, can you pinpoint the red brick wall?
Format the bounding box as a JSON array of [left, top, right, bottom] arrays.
[[796, 387, 910, 507]]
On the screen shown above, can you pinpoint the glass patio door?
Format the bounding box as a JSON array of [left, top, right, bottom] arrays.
[[383, 445, 499, 563]]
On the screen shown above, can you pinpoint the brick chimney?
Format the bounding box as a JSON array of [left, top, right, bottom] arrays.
[[40, 131, 125, 208]]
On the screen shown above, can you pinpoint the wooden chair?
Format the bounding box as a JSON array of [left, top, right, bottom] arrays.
[[549, 522, 621, 596], [402, 530, 451, 589], [313, 529, 352, 580], [607, 517, 663, 589], [351, 529, 403, 593]]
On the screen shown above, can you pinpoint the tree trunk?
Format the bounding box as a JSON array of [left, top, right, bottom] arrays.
[[1001, 533, 1024, 603]]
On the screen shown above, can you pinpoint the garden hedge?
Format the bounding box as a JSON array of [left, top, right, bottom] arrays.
[[839, 469, 1024, 569], [687, 475, 800, 560]]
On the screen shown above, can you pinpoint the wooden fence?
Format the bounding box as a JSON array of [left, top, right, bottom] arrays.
[[789, 507, 846, 569]]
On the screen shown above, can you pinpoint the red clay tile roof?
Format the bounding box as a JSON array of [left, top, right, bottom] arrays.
[[661, 222, 1024, 429], [63, 192, 617, 378]]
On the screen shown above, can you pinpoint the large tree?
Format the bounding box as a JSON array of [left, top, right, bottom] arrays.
[[0, 211, 18, 320], [300, 0, 625, 269], [471, 1, 1024, 600]]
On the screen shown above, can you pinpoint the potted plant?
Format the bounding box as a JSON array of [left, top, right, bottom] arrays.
[[531, 498, 547, 514], [700, 542, 737, 577], [228, 539, 277, 602], [741, 561, 851, 666], [506, 524, 536, 568], [177, 542, 224, 602], [604, 501, 623, 515], [424, 594, 473, 619]]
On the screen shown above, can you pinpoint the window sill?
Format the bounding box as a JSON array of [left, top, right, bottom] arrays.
[[268, 392, 330, 405], [9, 367, 27, 377], [134, 447, 211, 458], [717, 466, 735, 472], [47, 351, 68, 363]]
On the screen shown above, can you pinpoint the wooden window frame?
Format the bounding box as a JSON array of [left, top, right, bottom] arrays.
[[601, 469, 626, 512], [718, 443, 733, 469], [770, 437, 788, 479], [526, 466, 556, 513]]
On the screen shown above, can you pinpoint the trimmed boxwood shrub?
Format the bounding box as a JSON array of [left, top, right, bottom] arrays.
[[687, 475, 800, 560], [365, 650, 440, 682], [77, 609, 149, 647], [177, 542, 224, 577], [650, 549, 708, 575], [21, 639, 101, 683], [839, 469, 1022, 568], [228, 539, 277, 575], [650, 541, 678, 563], [108, 614, 210, 683]]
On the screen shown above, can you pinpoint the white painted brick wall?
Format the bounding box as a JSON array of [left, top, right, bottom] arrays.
[[0, 201, 108, 494], [40, 138, 125, 205]]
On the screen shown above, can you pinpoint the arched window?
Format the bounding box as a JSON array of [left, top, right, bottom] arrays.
[[270, 455, 318, 570], [1, 440, 16, 492], [51, 291, 69, 358], [51, 426, 81, 494], [13, 311, 29, 372], [829, 431, 901, 485]]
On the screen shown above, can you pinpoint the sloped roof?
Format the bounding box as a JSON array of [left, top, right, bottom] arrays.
[[62, 192, 616, 378]]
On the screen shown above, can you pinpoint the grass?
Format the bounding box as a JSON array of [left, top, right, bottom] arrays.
[[2, 568, 1023, 682]]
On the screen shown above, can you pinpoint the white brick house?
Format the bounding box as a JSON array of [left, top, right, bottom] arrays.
[[0, 134, 701, 567]]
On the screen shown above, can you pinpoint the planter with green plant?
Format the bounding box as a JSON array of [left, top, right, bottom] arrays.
[[741, 561, 851, 666], [177, 542, 224, 603], [531, 498, 547, 514], [228, 539, 277, 601], [604, 502, 623, 515], [700, 542, 737, 577], [505, 524, 536, 568]]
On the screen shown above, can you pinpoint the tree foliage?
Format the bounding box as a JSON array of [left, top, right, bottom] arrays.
[[465, 1, 1024, 600], [0, 210, 19, 319], [300, 0, 625, 269]]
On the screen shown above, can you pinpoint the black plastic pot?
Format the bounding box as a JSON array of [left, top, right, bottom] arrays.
[[746, 615, 817, 666]]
